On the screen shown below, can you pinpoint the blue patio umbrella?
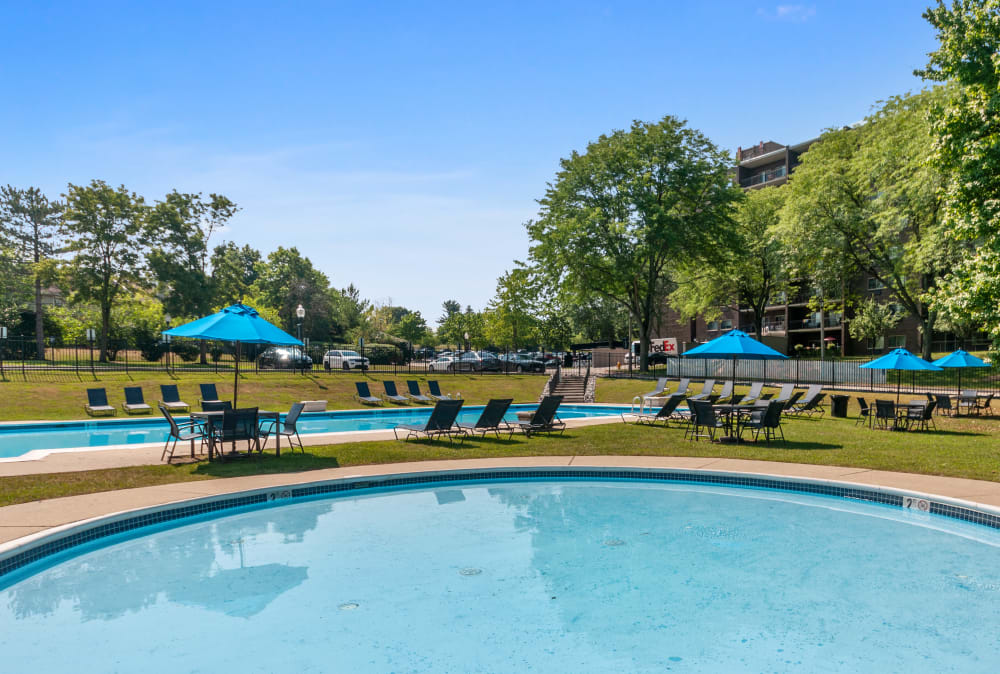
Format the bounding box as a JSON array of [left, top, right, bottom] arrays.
[[859, 348, 942, 402], [164, 304, 303, 408], [932, 349, 991, 394], [683, 329, 788, 384]]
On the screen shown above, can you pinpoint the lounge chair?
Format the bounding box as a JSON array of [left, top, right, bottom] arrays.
[[300, 400, 327, 412], [382, 381, 410, 404], [622, 393, 688, 426], [781, 390, 804, 411], [427, 380, 458, 401], [512, 395, 566, 438], [684, 399, 725, 442], [641, 378, 669, 400], [85, 388, 116, 417], [202, 400, 233, 412], [457, 398, 513, 438], [787, 386, 826, 417], [687, 379, 717, 401], [159, 403, 206, 461], [740, 382, 765, 405], [406, 380, 433, 403], [714, 381, 735, 403], [393, 399, 465, 442], [673, 378, 691, 396], [199, 383, 222, 405], [122, 386, 152, 415], [354, 382, 383, 405], [159, 384, 190, 412], [770, 383, 795, 404], [260, 403, 305, 453]]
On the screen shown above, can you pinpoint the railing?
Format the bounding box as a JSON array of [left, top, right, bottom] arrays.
[[789, 315, 843, 330], [739, 165, 786, 187]]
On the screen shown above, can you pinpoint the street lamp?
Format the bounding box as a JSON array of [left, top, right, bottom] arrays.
[[464, 331, 470, 354], [296, 304, 306, 374], [163, 314, 172, 373]]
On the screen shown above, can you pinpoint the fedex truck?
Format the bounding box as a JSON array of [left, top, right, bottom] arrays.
[[626, 337, 678, 364]]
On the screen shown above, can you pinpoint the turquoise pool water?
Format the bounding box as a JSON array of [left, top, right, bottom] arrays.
[[2, 479, 999, 672], [0, 405, 627, 458]]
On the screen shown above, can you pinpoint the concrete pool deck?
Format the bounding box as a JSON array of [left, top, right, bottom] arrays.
[[4, 455, 1000, 548]]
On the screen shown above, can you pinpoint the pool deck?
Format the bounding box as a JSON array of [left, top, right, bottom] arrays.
[[4, 455, 1000, 548]]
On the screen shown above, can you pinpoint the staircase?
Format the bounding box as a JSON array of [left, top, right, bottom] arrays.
[[548, 373, 590, 403]]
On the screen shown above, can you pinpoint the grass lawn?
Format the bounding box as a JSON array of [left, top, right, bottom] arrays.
[[0, 376, 997, 507]]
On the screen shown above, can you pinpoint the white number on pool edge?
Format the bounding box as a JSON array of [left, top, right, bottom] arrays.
[[902, 497, 931, 512]]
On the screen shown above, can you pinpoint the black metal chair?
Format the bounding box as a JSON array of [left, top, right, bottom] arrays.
[[202, 400, 233, 412], [512, 395, 566, 438], [738, 400, 785, 444], [159, 403, 207, 461], [915, 400, 938, 431], [933, 393, 955, 416], [856, 397, 872, 427], [212, 407, 261, 458], [199, 383, 222, 406], [685, 400, 725, 442], [122, 387, 152, 415], [394, 399, 465, 442], [260, 403, 305, 453], [873, 400, 896, 430], [457, 398, 513, 437]]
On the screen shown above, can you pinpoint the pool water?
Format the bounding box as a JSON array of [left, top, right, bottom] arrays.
[[0, 404, 627, 458], [2, 480, 999, 672]]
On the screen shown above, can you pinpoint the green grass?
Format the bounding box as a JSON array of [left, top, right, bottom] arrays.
[[1, 376, 998, 507]]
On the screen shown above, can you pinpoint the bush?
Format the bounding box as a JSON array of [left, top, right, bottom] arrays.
[[170, 340, 200, 362]]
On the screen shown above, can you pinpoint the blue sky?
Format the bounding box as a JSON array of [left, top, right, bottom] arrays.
[[1, 1, 937, 323]]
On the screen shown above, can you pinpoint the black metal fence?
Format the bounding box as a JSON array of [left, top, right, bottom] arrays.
[[0, 336, 559, 381], [580, 351, 1000, 395]]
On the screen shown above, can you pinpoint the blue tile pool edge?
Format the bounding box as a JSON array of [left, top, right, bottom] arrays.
[[3, 465, 1000, 586]]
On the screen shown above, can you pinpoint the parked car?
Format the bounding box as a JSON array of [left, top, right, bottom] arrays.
[[259, 346, 313, 369], [413, 347, 436, 360], [453, 351, 502, 372], [428, 356, 462, 372], [500, 353, 546, 373], [323, 349, 370, 371]]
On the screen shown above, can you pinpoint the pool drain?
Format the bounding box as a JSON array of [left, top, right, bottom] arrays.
[[603, 538, 625, 547], [338, 602, 359, 610], [459, 567, 482, 576]]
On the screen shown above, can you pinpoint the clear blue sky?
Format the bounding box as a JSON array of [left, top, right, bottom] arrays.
[[1, 1, 937, 323]]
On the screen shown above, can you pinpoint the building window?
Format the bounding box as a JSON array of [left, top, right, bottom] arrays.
[[888, 335, 906, 348], [874, 336, 885, 350], [720, 319, 733, 330], [867, 277, 886, 291], [706, 321, 719, 331]]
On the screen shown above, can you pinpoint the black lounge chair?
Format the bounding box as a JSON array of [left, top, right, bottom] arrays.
[[85, 388, 116, 417], [199, 383, 222, 405], [202, 400, 233, 412], [512, 395, 566, 438], [687, 379, 717, 401], [427, 380, 458, 401], [781, 391, 804, 412], [354, 382, 383, 405], [159, 384, 190, 412], [406, 380, 433, 403], [122, 386, 152, 415], [457, 398, 513, 438], [684, 399, 725, 442], [261, 403, 305, 453], [382, 381, 410, 404], [159, 403, 206, 461], [788, 387, 826, 417], [622, 393, 688, 426], [393, 399, 464, 442]]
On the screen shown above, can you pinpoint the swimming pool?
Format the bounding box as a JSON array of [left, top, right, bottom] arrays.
[[2, 474, 999, 671], [0, 404, 628, 458]]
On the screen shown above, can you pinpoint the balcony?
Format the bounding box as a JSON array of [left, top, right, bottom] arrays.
[[788, 315, 843, 331], [739, 165, 786, 188], [762, 321, 786, 335]]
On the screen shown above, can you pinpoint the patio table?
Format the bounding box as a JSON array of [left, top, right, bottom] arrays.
[[191, 410, 281, 460], [712, 404, 754, 443]]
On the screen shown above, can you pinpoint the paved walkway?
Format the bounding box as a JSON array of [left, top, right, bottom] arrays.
[[4, 455, 1000, 548]]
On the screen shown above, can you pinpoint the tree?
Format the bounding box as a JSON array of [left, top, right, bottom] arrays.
[[438, 299, 461, 325], [527, 116, 740, 370], [917, 0, 1000, 354], [847, 297, 903, 353], [250, 247, 336, 341], [210, 242, 261, 306], [484, 269, 538, 350], [779, 88, 960, 359], [0, 186, 62, 358], [0, 241, 30, 328], [391, 311, 430, 345], [671, 186, 788, 339], [61, 180, 148, 361]]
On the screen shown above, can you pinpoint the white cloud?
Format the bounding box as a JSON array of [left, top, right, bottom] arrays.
[[757, 4, 816, 22]]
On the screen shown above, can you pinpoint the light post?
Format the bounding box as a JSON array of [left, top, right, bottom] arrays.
[[163, 314, 172, 374], [86, 327, 96, 377], [0, 326, 7, 379], [464, 331, 470, 355], [296, 304, 306, 375]]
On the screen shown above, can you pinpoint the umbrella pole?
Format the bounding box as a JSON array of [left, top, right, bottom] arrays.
[[234, 341, 241, 409], [897, 370, 901, 404]]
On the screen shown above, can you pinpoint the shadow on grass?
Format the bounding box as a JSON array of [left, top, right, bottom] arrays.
[[191, 452, 342, 477]]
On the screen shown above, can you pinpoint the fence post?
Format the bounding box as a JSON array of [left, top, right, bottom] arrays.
[[75, 344, 79, 377]]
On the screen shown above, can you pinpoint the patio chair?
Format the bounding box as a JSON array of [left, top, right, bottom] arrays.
[[393, 399, 464, 442], [457, 398, 513, 438], [121, 387, 152, 415], [199, 383, 222, 405], [406, 380, 434, 404], [959, 389, 979, 416], [740, 382, 765, 405], [673, 378, 691, 396], [738, 400, 785, 444], [977, 393, 994, 415], [512, 395, 566, 438], [770, 384, 796, 405], [914, 400, 937, 431], [933, 393, 955, 416], [788, 388, 826, 417], [260, 403, 305, 453], [382, 381, 410, 404], [687, 379, 717, 401], [202, 400, 233, 412], [427, 380, 459, 401], [856, 397, 872, 427], [714, 381, 735, 403], [85, 388, 117, 417], [159, 403, 206, 462], [873, 400, 896, 430], [354, 382, 383, 405], [622, 393, 688, 427], [684, 399, 725, 442], [899, 401, 926, 431], [159, 384, 190, 413], [211, 407, 261, 458]]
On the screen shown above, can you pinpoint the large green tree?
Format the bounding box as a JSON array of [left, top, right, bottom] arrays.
[[0, 186, 62, 358], [61, 180, 148, 361], [527, 116, 740, 370], [779, 88, 960, 359], [250, 246, 336, 341], [917, 0, 1000, 352], [210, 242, 262, 306], [671, 186, 788, 339], [483, 268, 538, 350]]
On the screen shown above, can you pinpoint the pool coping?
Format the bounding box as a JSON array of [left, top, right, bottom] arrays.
[[4, 456, 1000, 583]]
